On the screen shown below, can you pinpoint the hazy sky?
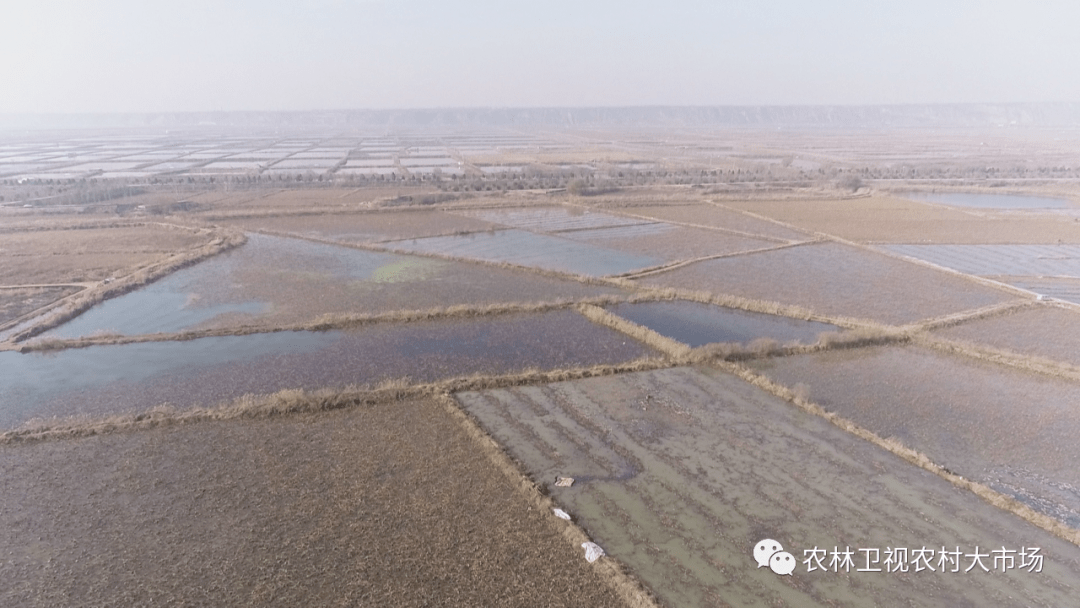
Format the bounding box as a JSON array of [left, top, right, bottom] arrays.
[[3, 0, 1078, 113]]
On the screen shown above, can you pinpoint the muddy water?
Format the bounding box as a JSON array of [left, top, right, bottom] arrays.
[[383, 229, 662, 276], [610, 300, 837, 347], [0, 310, 654, 429], [903, 192, 1073, 209], [456, 366, 1080, 607]]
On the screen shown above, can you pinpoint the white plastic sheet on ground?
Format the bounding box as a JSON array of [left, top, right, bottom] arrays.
[[552, 508, 571, 520], [554, 476, 575, 487], [581, 542, 605, 563]]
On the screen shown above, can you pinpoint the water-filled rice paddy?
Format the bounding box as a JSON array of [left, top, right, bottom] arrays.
[[748, 345, 1080, 527], [884, 244, 1080, 277], [642, 242, 1011, 324], [609, 300, 837, 346], [42, 233, 622, 336], [456, 366, 1080, 608], [383, 229, 663, 277], [935, 305, 1080, 367], [0, 399, 628, 608], [903, 192, 1075, 209], [4, 310, 654, 428]]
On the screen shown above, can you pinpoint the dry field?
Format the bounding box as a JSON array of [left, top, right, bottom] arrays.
[[640, 241, 1012, 325], [0, 398, 633, 608], [748, 344, 1080, 527], [721, 195, 1080, 243], [935, 304, 1080, 367], [0, 286, 80, 326], [0, 224, 215, 285], [456, 366, 1080, 607]]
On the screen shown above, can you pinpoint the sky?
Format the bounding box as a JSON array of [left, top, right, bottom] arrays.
[[2, 0, 1078, 113]]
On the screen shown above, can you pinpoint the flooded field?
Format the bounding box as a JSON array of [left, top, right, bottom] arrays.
[[560, 224, 773, 262], [4, 310, 654, 428], [42, 233, 622, 337], [456, 366, 1080, 607], [383, 229, 663, 277], [935, 305, 1080, 366], [611, 204, 808, 241], [884, 243, 1080, 277], [608, 300, 837, 347], [641, 242, 1010, 324], [748, 345, 1080, 527], [0, 399, 629, 608], [902, 192, 1075, 209]]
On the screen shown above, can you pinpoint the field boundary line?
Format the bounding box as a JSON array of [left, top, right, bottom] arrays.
[[437, 392, 664, 608], [840, 239, 1039, 299], [565, 200, 795, 245], [901, 299, 1035, 332], [0, 357, 674, 445], [614, 240, 822, 280], [712, 360, 1080, 548], [576, 304, 691, 358], [702, 199, 817, 238], [913, 334, 1080, 383], [14, 295, 634, 352]]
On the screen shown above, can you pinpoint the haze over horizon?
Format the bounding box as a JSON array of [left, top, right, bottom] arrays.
[[3, 0, 1079, 115]]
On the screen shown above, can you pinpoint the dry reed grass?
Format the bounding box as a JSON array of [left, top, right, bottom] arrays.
[[576, 304, 691, 358], [913, 333, 1080, 383], [903, 299, 1036, 332], [614, 240, 822, 280]]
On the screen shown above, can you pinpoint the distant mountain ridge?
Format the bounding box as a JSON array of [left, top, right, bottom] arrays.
[[3, 103, 1080, 131]]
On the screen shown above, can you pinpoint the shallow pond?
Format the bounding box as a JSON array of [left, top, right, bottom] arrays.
[[609, 300, 837, 347]]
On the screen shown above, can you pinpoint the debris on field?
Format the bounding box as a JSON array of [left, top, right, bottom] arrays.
[[582, 542, 605, 563]]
